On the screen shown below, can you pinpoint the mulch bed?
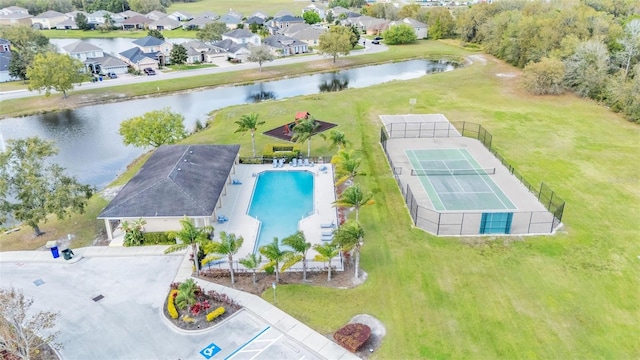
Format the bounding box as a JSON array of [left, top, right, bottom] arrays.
[[262, 120, 337, 142], [162, 287, 241, 331]]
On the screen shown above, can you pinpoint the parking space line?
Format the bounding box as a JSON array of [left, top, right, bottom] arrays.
[[224, 326, 270, 360], [249, 335, 283, 360]]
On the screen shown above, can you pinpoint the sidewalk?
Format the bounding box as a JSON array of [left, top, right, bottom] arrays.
[[0, 246, 359, 360]]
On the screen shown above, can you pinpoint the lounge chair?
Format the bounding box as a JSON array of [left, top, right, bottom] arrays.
[[321, 235, 333, 242], [291, 158, 297, 167], [303, 158, 309, 166], [272, 159, 277, 168], [232, 179, 242, 185], [320, 222, 335, 229], [217, 215, 228, 223], [279, 158, 285, 168], [321, 231, 334, 237]]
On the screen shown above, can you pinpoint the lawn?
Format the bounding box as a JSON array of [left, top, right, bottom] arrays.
[[41, 28, 200, 39], [1, 40, 639, 358]]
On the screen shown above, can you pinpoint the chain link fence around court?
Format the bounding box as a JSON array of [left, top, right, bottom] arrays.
[[380, 122, 565, 236]]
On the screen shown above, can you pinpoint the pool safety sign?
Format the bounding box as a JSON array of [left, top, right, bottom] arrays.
[[200, 343, 221, 359]]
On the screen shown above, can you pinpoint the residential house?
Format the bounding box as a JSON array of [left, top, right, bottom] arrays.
[[119, 10, 142, 19], [145, 10, 166, 21], [62, 40, 129, 74], [222, 28, 261, 46], [245, 16, 265, 26], [248, 11, 269, 20], [0, 38, 14, 82], [148, 16, 181, 30], [31, 10, 67, 29], [56, 17, 79, 30], [226, 9, 243, 19], [211, 39, 251, 61], [283, 24, 326, 47], [262, 34, 308, 56], [88, 10, 122, 25], [389, 18, 428, 38], [327, 6, 349, 18], [168, 10, 193, 22], [345, 15, 389, 35], [181, 40, 226, 63], [97, 144, 241, 241], [218, 13, 241, 29], [302, 4, 327, 20], [272, 15, 305, 30], [121, 15, 151, 30], [182, 15, 216, 30], [273, 10, 294, 18], [0, 6, 32, 26], [119, 47, 158, 70]]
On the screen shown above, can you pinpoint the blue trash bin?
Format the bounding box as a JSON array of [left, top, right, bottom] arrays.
[[50, 246, 59, 259]]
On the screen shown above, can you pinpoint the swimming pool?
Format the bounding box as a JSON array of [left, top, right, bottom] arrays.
[[248, 171, 314, 252]]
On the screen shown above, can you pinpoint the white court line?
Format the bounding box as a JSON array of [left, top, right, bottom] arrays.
[[436, 191, 496, 194], [407, 150, 446, 210], [456, 149, 510, 210], [442, 160, 467, 194]]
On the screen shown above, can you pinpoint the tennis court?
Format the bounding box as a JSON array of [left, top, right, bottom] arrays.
[[406, 149, 516, 212]]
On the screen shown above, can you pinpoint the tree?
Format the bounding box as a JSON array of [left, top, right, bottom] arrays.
[[121, 218, 146, 246], [165, 216, 214, 276], [318, 25, 353, 63], [147, 28, 165, 40], [291, 117, 320, 157], [197, 22, 228, 43], [426, 7, 456, 40], [234, 112, 265, 157], [239, 253, 262, 284], [247, 44, 275, 72], [398, 4, 421, 20], [383, 24, 417, 45], [98, 13, 115, 32], [321, 130, 350, 151], [0, 26, 52, 82], [282, 231, 311, 281], [332, 220, 365, 279], [523, 57, 566, 95], [606, 64, 640, 122], [175, 278, 199, 309], [203, 232, 244, 285], [331, 150, 363, 185], [333, 184, 374, 223], [303, 11, 321, 25], [75, 12, 91, 30], [26, 52, 86, 98], [616, 19, 640, 80], [0, 287, 61, 360], [0, 137, 94, 236], [563, 39, 610, 99], [313, 242, 340, 281], [119, 108, 187, 148], [259, 238, 287, 283], [170, 44, 187, 65], [325, 11, 335, 24], [130, 0, 165, 14]]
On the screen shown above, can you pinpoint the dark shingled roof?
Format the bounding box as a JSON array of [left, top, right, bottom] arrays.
[[98, 144, 240, 219]]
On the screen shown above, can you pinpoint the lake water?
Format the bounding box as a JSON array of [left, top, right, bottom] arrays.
[[0, 59, 457, 189]]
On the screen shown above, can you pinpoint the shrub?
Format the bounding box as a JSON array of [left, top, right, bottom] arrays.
[[206, 290, 241, 311], [182, 315, 196, 323], [141, 231, 173, 245], [167, 290, 179, 319], [262, 144, 301, 160], [206, 306, 225, 321], [333, 323, 371, 353]]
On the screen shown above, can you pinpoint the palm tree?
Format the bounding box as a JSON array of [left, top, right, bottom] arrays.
[[203, 232, 244, 285], [332, 221, 365, 279], [175, 278, 199, 310], [281, 231, 311, 281], [259, 238, 287, 283], [239, 253, 262, 284], [331, 150, 363, 185], [313, 242, 340, 282], [333, 184, 374, 223], [321, 130, 350, 151], [291, 117, 320, 157], [165, 216, 214, 276], [234, 113, 265, 157]]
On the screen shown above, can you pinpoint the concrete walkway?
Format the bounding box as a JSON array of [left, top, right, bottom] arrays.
[[0, 246, 358, 360]]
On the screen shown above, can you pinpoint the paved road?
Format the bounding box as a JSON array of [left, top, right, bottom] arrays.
[[0, 44, 388, 102]]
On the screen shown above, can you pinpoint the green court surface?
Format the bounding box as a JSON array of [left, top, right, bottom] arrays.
[[406, 149, 516, 211]]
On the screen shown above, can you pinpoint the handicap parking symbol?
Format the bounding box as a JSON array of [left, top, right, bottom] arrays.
[[200, 343, 221, 359]]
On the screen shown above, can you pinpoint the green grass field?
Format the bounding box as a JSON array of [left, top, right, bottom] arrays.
[[1, 40, 638, 358]]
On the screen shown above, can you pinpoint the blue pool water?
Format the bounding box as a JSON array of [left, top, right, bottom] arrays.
[[248, 171, 314, 252]]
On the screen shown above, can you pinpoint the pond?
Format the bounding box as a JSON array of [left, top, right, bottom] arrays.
[[0, 59, 458, 189]]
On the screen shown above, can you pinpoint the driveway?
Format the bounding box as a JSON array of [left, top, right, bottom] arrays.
[[0, 255, 326, 360]]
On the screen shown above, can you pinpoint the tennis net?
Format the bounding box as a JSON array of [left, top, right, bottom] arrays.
[[410, 168, 496, 176]]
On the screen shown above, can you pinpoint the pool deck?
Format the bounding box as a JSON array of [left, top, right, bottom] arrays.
[[209, 162, 342, 272]]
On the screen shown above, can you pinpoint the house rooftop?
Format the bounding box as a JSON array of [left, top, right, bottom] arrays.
[[63, 40, 102, 53], [98, 144, 240, 218], [133, 36, 165, 47]]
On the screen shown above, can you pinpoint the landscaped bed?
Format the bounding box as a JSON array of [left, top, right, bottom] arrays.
[[163, 279, 241, 331]]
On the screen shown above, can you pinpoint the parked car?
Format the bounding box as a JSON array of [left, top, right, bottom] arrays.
[[107, 72, 117, 79], [143, 68, 156, 76], [371, 40, 380, 45], [374, 36, 383, 40]]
